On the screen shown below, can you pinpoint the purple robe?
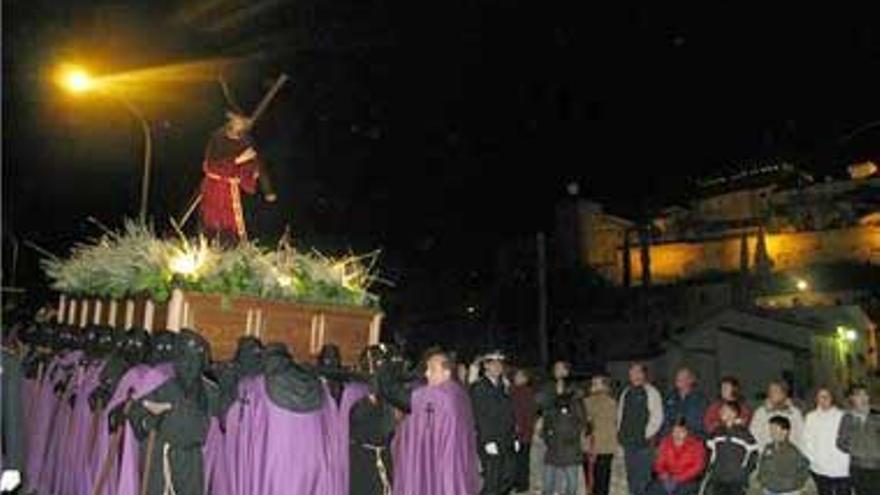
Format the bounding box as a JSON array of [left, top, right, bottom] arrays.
[[392, 380, 479, 495], [22, 374, 39, 427], [322, 381, 370, 495], [250, 375, 333, 495], [223, 375, 262, 495], [48, 360, 102, 495], [65, 361, 107, 495], [26, 351, 83, 494], [23, 354, 58, 492], [23, 363, 55, 491], [204, 417, 230, 495], [44, 363, 80, 495], [90, 363, 174, 495]]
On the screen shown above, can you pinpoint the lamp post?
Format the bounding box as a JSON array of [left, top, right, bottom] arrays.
[[59, 66, 152, 224]]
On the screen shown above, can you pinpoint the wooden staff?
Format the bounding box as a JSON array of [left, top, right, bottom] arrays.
[[138, 400, 172, 495], [90, 400, 133, 495], [140, 429, 157, 495]]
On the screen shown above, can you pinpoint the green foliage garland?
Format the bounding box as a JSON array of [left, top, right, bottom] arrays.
[[42, 222, 380, 308]]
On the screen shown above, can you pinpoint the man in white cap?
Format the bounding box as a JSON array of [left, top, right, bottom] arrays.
[[470, 351, 518, 495]]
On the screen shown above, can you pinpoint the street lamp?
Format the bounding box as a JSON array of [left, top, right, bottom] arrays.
[[57, 65, 152, 224], [837, 326, 858, 342], [795, 278, 809, 292], [62, 67, 94, 93]]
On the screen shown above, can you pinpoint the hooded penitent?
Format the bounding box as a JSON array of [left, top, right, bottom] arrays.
[[222, 336, 266, 495], [26, 325, 85, 495], [122, 327, 151, 365], [208, 336, 264, 495], [229, 342, 332, 494], [124, 329, 213, 495], [148, 329, 177, 365], [96, 326, 118, 357], [89, 328, 151, 412], [89, 345, 174, 495], [83, 325, 101, 358], [315, 343, 370, 495], [348, 345, 397, 495], [265, 343, 323, 412], [172, 329, 211, 396], [234, 336, 264, 377], [39, 323, 60, 353], [43, 326, 88, 495], [61, 326, 114, 495]]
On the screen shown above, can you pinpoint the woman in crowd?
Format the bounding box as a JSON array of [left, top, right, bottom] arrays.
[[803, 387, 850, 495], [582, 374, 617, 495], [704, 376, 752, 435]]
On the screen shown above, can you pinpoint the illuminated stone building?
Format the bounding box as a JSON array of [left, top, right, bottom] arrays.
[[567, 162, 880, 286]]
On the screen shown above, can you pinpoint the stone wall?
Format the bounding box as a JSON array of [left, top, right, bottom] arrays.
[[608, 225, 880, 286]]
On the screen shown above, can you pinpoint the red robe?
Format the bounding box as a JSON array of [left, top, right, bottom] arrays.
[[199, 129, 262, 240]]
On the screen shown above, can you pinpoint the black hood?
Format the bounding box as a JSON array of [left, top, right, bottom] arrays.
[[38, 323, 59, 350], [95, 326, 117, 356], [20, 323, 40, 347], [121, 328, 151, 364], [174, 329, 211, 394], [317, 344, 342, 370], [49, 325, 73, 352], [359, 344, 394, 375], [264, 343, 323, 413], [84, 325, 103, 358], [148, 330, 177, 365], [56, 325, 84, 352], [234, 336, 264, 377]]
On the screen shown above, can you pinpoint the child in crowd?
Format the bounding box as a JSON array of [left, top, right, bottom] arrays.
[[649, 417, 705, 495], [757, 416, 809, 495], [705, 401, 759, 495]]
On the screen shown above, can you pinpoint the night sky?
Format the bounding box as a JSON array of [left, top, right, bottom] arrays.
[[5, 3, 880, 336]]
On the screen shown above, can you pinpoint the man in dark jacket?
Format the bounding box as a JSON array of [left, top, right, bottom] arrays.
[[618, 363, 664, 495], [661, 368, 708, 439], [471, 352, 517, 495], [836, 383, 880, 495], [705, 401, 758, 495], [542, 391, 586, 495]]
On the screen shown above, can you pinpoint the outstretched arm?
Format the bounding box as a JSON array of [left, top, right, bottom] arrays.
[[257, 161, 276, 200], [377, 361, 414, 413]]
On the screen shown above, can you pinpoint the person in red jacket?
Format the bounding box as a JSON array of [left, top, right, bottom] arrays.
[[649, 417, 706, 495], [509, 368, 536, 493], [704, 376, 752, 436]]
